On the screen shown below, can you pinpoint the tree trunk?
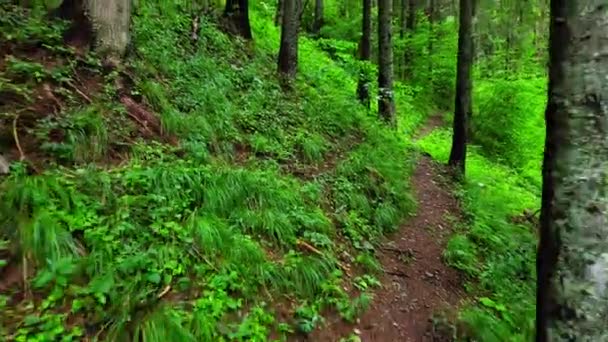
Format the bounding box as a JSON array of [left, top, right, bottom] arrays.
[[447, 0, 473, 177], [85, 0, 131, 63], [407, 0, 416, 30], [427, 0, 434, 76], [224, 0, 252, 39], [400, 0, 407, 38], [403, 0, 416, 79], [312, 0, 324, 35], [278, 0, 300, 79], [378, 0, 396, 126], [275, 0, 283, 26], [357, 0, 372, 108], [536, 1, 608, 341]]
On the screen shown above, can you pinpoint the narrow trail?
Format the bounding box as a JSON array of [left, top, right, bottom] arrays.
[[309, 115, 465, 341]]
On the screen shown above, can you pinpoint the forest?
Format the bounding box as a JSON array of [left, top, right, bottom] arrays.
[[0, 0, 605, 341]]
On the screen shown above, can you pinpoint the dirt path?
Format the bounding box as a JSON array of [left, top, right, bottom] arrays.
[[307, 115, 464, 341]]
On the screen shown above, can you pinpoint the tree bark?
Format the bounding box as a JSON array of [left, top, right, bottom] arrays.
[[224, 0, 252, 39], [85, 0, 131, 63], [447, 0, 473, 177], [536, 1, 608, 341], [378, 0, 396, 126], [275, 0, 283, 26], [278, 0, 300, 79], [357, 0, 372, 108], [312, 0, 324, 35]]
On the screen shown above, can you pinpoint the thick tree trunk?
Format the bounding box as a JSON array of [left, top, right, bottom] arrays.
[[312, 0, 324, 34], [357, 0, 372, 108], [447, 0, 473, 176], [536, 1, 608, 341], [224, 0, 252, 39], [378, 0, 396, 126], [85, 0, 131, 62], [278, 0, 300, 79]]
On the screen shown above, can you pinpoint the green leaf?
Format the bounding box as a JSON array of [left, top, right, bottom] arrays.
[[146, 272, 161, 284], [33, 270, 55, 289], [89, 274, 114, 294]]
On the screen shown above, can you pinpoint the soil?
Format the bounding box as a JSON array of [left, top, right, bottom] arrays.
[[305, 115, 465, 342]]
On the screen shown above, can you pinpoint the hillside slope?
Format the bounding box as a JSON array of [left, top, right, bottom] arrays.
[[0, 3, 428, 341]]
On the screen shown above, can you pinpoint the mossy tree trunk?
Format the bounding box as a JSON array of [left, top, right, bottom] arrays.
[[278, 0, 301, 79], [378, 0, 396, 126], [448, 0, 473, 177], [224, 0, 252, 39], [536, 1, 608, 341], [357, 0, 372, 108]]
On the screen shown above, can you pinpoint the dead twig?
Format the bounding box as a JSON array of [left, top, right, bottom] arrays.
[[385, 270, 409, 278], [13, 114, 25, 161], [66, 80, 92, 103], [157, 285, 171, 299], [296, 239, 351, 275], [381, 246, 414, 256]]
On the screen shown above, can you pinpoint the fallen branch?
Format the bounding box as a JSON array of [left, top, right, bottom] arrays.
[[296, 239, 351, 275], [296, 239, 323, 256]]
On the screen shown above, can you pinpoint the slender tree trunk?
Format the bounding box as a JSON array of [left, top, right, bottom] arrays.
[[404, 0, 416, 79], [85, 0, 131, 63], [312, 0, 324, 34], [407, 0, 416, 30], [357, 0, 372, 108], [536, 1, 608, 341], [224, 0, 252, 39], [400, 0, 407, 38], [447, 0, 473, 176], [378, 0, 396, 126], [427, 0, 434, 76], [278, 0, 300, 79]]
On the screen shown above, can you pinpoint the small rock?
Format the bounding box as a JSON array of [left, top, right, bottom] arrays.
[[425, 271, 434, 278], [392, 322, 399, 328], [353, 328, 361, 335]]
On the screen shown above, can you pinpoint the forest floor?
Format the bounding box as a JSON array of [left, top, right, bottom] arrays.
[[308, 115, 466, 342]]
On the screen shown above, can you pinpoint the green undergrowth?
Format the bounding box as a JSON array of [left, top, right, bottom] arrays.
[[472, 77, 546, 188], [0, 3, 418, 341], [418, 128, 538, 341]]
